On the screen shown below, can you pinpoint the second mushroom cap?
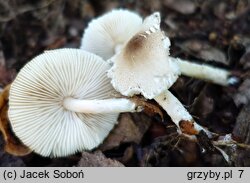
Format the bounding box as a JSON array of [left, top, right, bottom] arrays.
[[107, 12, 180, 99], [81, 9, 143, 60]]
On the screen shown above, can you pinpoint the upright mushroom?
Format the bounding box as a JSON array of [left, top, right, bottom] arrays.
[[8, 48, 144, 157], [107, 12, 212, 137], [81, 9, 237, 86]]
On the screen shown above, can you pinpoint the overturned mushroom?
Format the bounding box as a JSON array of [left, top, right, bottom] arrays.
[[107, 12, 213, 137], [8, 48, 146, 157], [81, 9, 238, 86]]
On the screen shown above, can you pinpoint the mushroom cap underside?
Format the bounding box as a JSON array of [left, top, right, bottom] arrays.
[[8, 48, 119, 157]]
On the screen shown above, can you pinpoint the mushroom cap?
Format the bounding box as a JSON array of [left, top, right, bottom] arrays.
[[8, 48, 119, 157], [107, 12, 180, 99], [80, 9, 143, 60]]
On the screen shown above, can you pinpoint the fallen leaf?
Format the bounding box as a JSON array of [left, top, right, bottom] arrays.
[[0, 50, 15, 86], [179, 40, 227, 65], [191, 84, 215, 118], [99, 113, 152, 151], [45, 37, 66, 50], [233, 148, 250, 166], [240, 46, 250, 70], [118, 145, 134, 165], [179, 120, 199, 135], [140, 135, 199, 166], [233, 104, 250, 143], [233, 79, 250, 107], [130, 96, 163, 120], [77, 150, 124, 167], [163, 0, 196, 15], [0, 84, 31, 156], [0, 135, 26, 166]]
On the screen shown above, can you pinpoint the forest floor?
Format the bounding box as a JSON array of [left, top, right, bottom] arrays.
[[1, 0, 250, 167]]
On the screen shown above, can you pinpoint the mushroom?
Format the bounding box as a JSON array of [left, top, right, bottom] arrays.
[[81, 9, 238, 86], [107, 12, 213, 137], [81, 9, 143, 60], [8, 48, 144, 157]]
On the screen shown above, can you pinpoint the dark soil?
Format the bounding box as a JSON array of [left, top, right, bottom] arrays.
[[1, 0, 250, 167]]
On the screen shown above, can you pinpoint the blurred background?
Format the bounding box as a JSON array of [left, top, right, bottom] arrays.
[[1, 0, 250, 167]]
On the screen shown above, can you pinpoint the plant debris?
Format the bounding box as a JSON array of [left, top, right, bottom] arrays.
[[0, 0, 250, 167], [77, 151, 124, 167]]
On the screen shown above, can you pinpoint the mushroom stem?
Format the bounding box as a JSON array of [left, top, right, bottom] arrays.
[[114, 44, 123, 54], [171, 57, 239, 86], [154, 90, 213, 138], [63, 97, 141, 113]]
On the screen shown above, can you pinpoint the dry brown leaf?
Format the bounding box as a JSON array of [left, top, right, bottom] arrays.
[[233, 148, 250, 166], [0, 84, 31, 156], [130, 96, 163, 120], [190, 84, 215, 123], [0, 50, 15, 86], [0, 137, 26, 166], [141, 135, 199, 166], [233, 104, 250, 144], [179, 40, 227, 65], [99, 113, 152, 151], [45, 37, 66, 50], [0, 0, 59, 22], [240, 46, 250, 70], [233, 78, 250, 107], [77, 150, 124, 167], [118, 145, 134, 164], [179, 120, 199, 135], [163, 0, 196, 15]]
